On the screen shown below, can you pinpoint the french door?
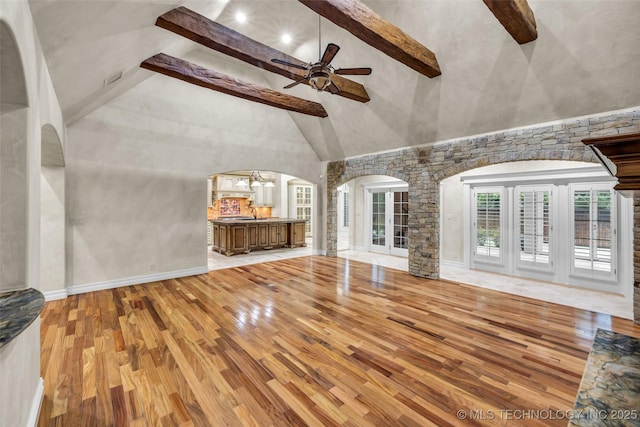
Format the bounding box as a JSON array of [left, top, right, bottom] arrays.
[[368, 188, 408, 256]]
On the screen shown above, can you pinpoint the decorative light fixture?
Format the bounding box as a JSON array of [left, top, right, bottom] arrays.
[[236, 177, 249, 188], [308, 64, 332, 91], [249, 171, 275, 188]]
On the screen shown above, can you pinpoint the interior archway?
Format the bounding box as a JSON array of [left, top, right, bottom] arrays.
[[206, 170, 315, 270], [336, 174, 409, 271], [0, 20, 29, 292]]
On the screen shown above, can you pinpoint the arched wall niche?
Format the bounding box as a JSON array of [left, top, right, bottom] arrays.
[[0, 19, 28, 111], [41, 123, 65, 166]]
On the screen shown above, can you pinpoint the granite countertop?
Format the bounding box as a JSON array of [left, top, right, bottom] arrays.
[[570, 328, 640, 426], [0, 288, 45, 349], [210, 217, 305, 224]]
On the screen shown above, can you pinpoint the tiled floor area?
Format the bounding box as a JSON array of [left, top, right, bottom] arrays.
[[208, 246, 634, 320]]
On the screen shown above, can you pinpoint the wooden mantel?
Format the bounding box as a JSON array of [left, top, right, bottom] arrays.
[[582, 131, 640, 190]]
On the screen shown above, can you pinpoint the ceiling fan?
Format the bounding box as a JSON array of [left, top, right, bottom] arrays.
[[271, 17, 372, 94]]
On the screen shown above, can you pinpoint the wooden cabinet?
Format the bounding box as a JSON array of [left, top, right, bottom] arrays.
[[258, 224, 269, 247], [248, 224, 258, 249], [289, 221, 306, 247], [278, 223, 288, 246], [267, 223, 279, 248], [211, 219, 306, 256], [212, 222, 249, 256]]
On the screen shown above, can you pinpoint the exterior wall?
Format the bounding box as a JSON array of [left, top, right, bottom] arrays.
[[326, 108, 640, 323]]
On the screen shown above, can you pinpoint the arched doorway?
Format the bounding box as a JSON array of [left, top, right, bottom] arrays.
[[0, 20, 29, 292], [335, 175, 409, 270]]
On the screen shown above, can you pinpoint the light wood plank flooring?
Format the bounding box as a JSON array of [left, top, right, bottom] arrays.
[[38, 256, 640, 426]]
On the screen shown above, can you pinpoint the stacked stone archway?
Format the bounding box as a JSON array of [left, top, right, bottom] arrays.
[[326, 109, 640, 322]]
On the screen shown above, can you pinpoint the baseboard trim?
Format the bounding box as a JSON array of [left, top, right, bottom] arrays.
[[440, 260, 465, 269], [27, 377, 44, 427], [312, 249, 327, 256], [43, 289, 68, 301], [67, 267, 209, 295]]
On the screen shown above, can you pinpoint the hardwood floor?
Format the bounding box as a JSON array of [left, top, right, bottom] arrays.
[[38, 256, 640, 426]]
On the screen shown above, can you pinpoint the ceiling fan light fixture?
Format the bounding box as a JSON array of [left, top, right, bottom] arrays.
[[310, 73, 331, 91]]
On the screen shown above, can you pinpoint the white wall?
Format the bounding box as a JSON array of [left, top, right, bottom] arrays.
[[40, 166, 65, 295], [65, 50, 322, 288], [0, 108, 28, 292], [0, 1, 65, 426]]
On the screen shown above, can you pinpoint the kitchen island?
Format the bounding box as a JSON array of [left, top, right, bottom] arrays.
[[210, 217, 307, 256]]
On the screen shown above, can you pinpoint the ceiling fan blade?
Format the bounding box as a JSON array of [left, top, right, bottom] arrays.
[[283, 77, 310, 89], [334, 67, 372, 76], [326, 81, 341, 94], [321, 43, 340, 65], [271, 58, 308, 71]]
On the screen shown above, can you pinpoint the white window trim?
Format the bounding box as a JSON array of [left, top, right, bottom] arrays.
[[568, 182, 617, 283], [471, 186, 505, 266]]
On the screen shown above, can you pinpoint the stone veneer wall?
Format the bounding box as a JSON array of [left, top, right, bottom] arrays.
[[326, 108, 640, 323], [635, 196, 640, 323]]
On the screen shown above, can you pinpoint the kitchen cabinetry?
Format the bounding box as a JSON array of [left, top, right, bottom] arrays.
[[217, 175, 248, 191], [253, 185, 274, 207], [211, 218, 306, 256]]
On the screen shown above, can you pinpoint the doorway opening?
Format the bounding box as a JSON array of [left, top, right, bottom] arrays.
[[206, 170, 314, 270]]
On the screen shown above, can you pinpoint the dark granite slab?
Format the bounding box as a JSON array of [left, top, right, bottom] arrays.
[[0, 288, 45, 349], [570, 328, 640, 426]]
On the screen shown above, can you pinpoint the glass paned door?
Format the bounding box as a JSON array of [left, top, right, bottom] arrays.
[[371, 192, 386, 249], [369, 189, 409, 256], [474, 190, 502, 261], [392, 191, 409, 255], [572, 186, 615, 277], [517, 187, 551, 269]]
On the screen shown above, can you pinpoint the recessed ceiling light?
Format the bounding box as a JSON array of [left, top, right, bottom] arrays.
[[281, 33, 292, 44], [235, 12, 247, 23]]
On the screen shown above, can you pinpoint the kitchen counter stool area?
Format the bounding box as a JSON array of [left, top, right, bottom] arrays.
[[210, 218, 307, 256]]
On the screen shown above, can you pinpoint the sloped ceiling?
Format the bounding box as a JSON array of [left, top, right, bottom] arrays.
[[29, 0, 640, 160]]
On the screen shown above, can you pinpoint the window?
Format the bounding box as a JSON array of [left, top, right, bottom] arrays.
[[343, 192, 349, 227], [517, 186, 551, 269], [473, 188, 502, 262], [571, 184, 616, 279], [295, 185, 313, 234]]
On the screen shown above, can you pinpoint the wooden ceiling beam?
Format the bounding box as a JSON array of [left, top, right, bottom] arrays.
[[482, 0, 537, 44], [140, 53, 328, 118], [298, 0, 441, 78], [156, 7, 370, 103]]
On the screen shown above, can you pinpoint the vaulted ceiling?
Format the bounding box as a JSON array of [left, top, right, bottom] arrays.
[[29, 0, 640, 160]]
